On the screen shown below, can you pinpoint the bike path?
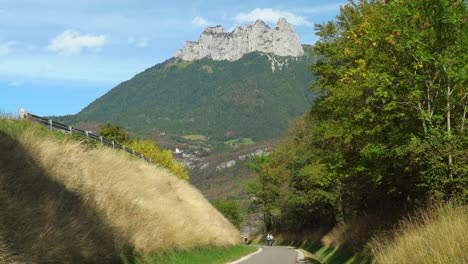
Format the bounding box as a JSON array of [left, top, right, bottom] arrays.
[[233, 246, 297, 264]]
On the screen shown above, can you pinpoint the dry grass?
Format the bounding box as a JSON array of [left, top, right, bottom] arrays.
[[0, 120, 240, 262], [20, 130, 241, 252], [370, 204, 468, 264], [0, 240, 32, 264]]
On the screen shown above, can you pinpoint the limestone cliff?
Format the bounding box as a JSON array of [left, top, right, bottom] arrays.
[[175, 18, 304, 61]]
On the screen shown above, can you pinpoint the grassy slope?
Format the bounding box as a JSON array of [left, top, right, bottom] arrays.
[[0, 118, 241, 263], [137, 245, 257, 264], [370, 204, 468, 264], [262, 204, 468, 264]]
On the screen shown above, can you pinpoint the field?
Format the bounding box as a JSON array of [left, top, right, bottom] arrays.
[[224, 138, 256, 147], [182, 134, 208, 141]]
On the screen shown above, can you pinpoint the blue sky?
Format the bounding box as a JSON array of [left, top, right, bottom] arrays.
[[0, 0, 344, 116]]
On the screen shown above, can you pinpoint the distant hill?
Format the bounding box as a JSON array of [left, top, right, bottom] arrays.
[[58, 49, 318, 144]]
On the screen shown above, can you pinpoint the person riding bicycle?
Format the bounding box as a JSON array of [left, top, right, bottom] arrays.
[[266, 233, 274, 246]]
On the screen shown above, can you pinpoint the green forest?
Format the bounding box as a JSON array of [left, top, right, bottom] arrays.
[[58, 49, 318, 143], [248, 0, 467, 240]]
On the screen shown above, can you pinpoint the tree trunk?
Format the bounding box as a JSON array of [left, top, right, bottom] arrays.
[[446, 69, 453, 184]]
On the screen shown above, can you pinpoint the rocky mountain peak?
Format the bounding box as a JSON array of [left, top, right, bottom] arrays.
[[276, 17, 292, 30], [204, 25, 224, 34], [175, 18, 304, 61], [254, 19, 269, 28]]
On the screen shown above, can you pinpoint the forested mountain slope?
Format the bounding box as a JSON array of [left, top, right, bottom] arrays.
[[59, 49, 317, 142]]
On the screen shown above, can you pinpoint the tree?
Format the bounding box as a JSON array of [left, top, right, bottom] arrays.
[[99, 123, 189, 180], [99, 123, 130, 143], [251, 0, 467, 232], [126, 139, 189, 180], [212, 199, 243, 228], [311, 0, 467, 205]]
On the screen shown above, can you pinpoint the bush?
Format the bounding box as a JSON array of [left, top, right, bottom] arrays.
[[126, 139, 189, 180], [212, 199, 243, 228]]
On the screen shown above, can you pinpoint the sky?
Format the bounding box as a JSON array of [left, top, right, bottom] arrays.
[[0, 0, 344, 116]]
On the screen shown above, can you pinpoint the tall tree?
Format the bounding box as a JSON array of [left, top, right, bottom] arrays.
[[99, 123, 130, 143], [252, 0, 467, 231]]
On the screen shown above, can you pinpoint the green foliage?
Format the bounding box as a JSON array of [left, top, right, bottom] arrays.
[[60, 51, 318, 143], [99, 123, 130, 143], [212, 199, 243, 228], [126, 139, 189, 180], [310, 0, 467, 205], [99, 122, 189, 180], [246, 181, 261, 195], [250, 0, 468, 234]]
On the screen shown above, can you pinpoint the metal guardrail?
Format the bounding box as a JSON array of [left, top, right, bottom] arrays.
[[20, 109, 153, 164]]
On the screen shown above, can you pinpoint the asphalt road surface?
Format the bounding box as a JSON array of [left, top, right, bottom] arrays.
[[238, 246, 297, 264]]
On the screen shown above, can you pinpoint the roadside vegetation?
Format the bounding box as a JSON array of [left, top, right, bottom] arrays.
[[370, 204, 468, 264], [99, 123, 189, 180], [247, 0, 467, 262], [212, 199, 244, 228], [134, 245, 256, 264], [0, 117, 241, 263]]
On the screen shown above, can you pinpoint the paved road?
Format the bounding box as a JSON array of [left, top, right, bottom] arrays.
[[237, 246, 297, 264]]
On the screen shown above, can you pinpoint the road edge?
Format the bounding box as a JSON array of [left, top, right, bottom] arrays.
[[225, 247, 263, 264]]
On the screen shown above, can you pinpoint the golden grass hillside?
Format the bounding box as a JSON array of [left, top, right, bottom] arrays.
[[0, 119, 240, 263], [370, 204, 468, 264]]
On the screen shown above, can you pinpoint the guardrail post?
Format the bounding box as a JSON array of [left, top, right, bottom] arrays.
[[68, 126, 72, 134], [123, 146, 126, 152], [99, 136, 103, 144], [140, 154, 143, 159], [19, 109, 26, 119], [49, 120, 53, 130], [132, 150, 135, 156], [85, 131, 89, 137], [112, 141, 115, 149]]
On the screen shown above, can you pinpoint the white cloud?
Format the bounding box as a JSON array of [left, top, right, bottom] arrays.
[[127, 37, 149, 48], [8, 80, 23, 87], [234, 8, 312, 27], [0, 41, 15, 56], [192, 16, 214, 27], [47, 30, 107, 55]]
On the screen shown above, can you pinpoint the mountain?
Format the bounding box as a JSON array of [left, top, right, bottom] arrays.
[[55, 18, 318, 204], [63, 50, 316, 143], [60, 19, 317, 145], [176, 18, 304, 61]]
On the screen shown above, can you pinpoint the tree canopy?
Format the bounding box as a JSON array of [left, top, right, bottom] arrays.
[[250, 0, 467, 232]]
